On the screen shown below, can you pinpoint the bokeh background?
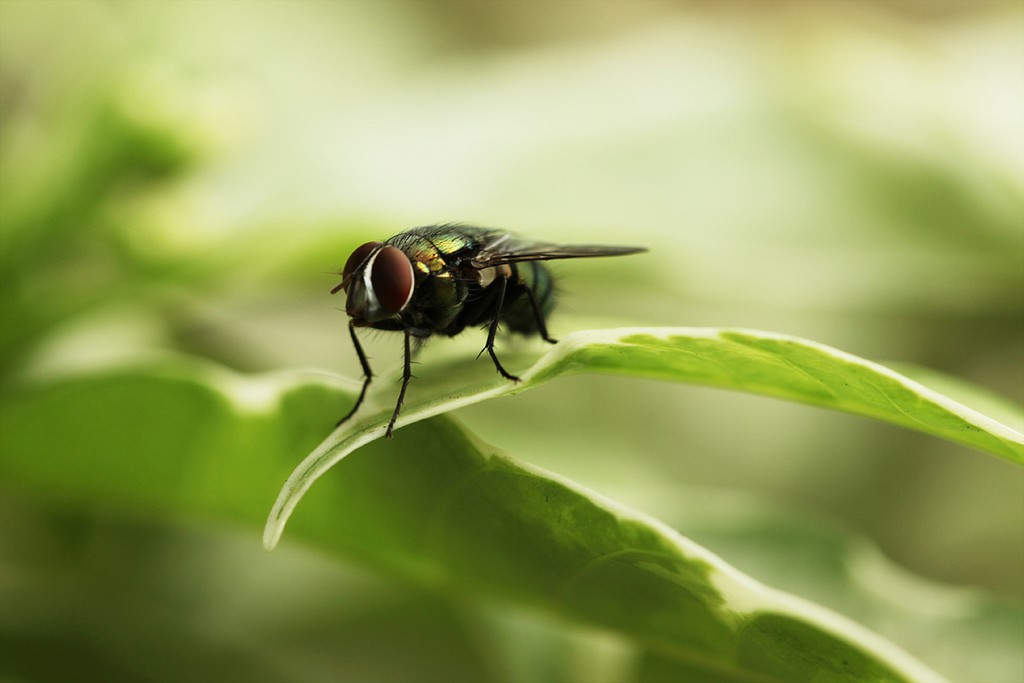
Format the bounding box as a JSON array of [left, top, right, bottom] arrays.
[[2, 1, 1022, 681]]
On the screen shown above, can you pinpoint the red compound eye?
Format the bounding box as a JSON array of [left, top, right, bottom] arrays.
[[337, 241, 382, 293], [370, 245, 414, 313]]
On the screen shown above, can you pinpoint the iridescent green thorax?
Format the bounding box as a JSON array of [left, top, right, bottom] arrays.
[[387, 225, 484, 275], [402, 239, 445, 275], [383, 227, 485, 333], [381, 225, 562, 336], [421, 231, 478, 257]]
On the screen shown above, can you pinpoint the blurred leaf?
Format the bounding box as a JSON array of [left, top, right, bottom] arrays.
[[667, 500, 1024, 683], [0, 498, 503, 683], [0, 70, 209, 384], [6, 357, 1022, 682]]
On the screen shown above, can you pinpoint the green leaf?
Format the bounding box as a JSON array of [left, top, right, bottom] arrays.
[[0, 358, 977, 683], [266, 327, 1023, 551]]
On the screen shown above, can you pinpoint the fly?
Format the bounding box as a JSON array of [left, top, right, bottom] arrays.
[[333, 224, 646, 437]]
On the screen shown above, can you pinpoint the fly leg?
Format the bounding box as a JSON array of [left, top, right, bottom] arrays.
[[386, 328, 414, 438], [480, 276, 521, 382], [523, 284, 557, 344], [337, 322, 373, 427]]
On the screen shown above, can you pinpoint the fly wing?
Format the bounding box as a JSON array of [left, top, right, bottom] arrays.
[[471, 232, 646, 268]]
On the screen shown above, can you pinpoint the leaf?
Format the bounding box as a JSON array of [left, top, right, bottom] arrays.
[[0, 358, 978, 682], [266, 327, 1024, 551]]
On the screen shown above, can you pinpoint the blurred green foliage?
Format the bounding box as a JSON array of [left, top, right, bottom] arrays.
[[1, 1, 1022, 682], [4, 357, 1017, 682]]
